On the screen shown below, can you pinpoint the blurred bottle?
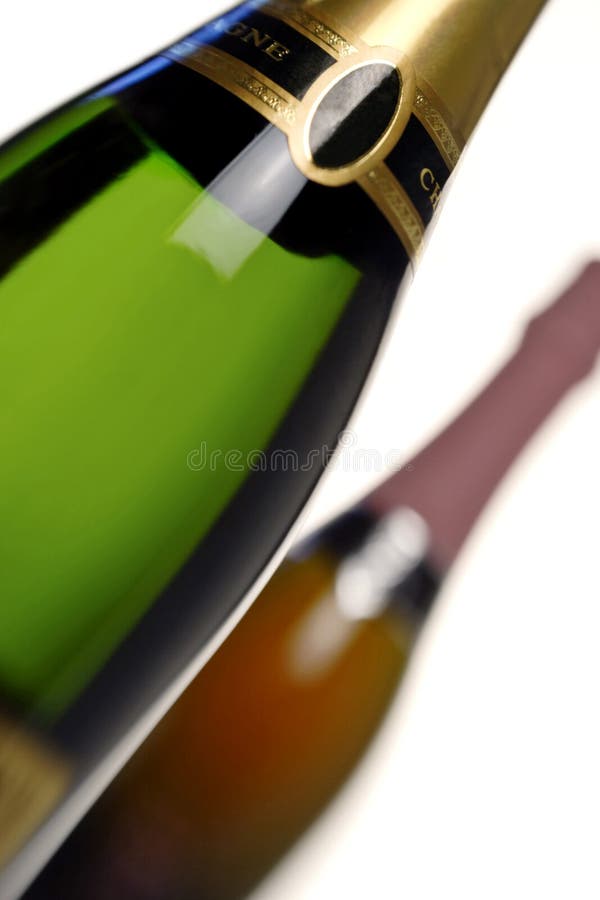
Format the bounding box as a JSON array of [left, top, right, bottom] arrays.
[[25, 263, 600, 899]]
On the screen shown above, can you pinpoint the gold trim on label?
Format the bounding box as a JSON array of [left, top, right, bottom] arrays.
[[360, 165, 425, 259], [171, 45, 299, 132], [264, 3, 359, 58], [414, 86, 464, 169], [0, 716, 70, 866]]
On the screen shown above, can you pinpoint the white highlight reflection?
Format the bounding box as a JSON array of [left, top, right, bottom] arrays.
[[171, 126, 306, 278]]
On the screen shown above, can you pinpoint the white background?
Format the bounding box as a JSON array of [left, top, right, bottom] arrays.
[[1, 2, 600, 898]]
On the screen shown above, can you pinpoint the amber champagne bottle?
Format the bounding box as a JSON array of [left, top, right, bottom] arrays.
[[0, 0, 546, 895], [24, 266, 600, 900]]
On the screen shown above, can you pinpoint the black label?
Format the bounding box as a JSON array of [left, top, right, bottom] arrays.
[[385, 116, 451, 226], [211, 10, 335, 99]]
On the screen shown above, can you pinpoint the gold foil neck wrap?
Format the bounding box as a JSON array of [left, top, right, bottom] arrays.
[[304, 0, 547, 138], [170, 0, 538, 261]]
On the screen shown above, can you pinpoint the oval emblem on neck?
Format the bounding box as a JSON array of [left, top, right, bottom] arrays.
[[289, 45, 416, 187]]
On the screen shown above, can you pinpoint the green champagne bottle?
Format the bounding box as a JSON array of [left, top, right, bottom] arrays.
[[0, 0, 546, 894]]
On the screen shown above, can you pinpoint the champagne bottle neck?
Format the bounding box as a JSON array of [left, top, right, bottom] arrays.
[[308, 0, 548, 137], [368, 265, 600, 569]]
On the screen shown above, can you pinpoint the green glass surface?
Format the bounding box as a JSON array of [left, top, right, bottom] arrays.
[[0, 110, 359, 718], [0, 99, 114, 182]]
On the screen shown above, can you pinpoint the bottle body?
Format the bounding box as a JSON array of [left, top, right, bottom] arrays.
[[0, 20, 406, 724]]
